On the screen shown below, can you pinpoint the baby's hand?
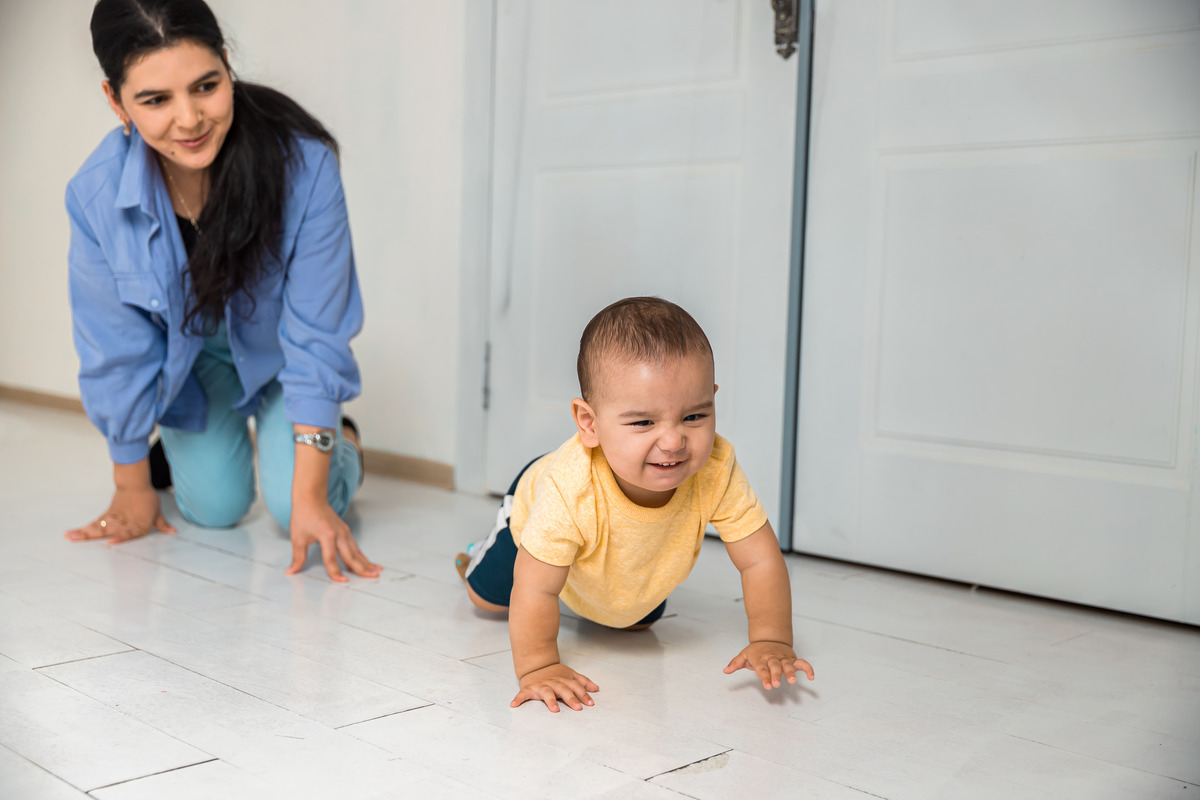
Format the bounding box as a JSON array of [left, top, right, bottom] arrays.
[[724, 641, 815, 690], [511, 664, 599, 712]]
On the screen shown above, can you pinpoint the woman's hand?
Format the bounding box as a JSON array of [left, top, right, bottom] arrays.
[[285, 498, 381, 582], [65, 485, 176, 544]]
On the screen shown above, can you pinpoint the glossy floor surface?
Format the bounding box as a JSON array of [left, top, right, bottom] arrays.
[[1, 400, 1198, 799]]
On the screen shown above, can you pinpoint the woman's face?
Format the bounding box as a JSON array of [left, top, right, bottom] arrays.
[[104, 39, 234, 175]]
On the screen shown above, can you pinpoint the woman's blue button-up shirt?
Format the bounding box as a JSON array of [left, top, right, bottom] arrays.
[[66, 128, 363, 464]]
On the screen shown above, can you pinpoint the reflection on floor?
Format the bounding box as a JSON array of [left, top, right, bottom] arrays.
[[1, 400, 1198, 799]]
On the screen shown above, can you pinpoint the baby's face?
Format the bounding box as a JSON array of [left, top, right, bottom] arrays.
[[577, 354, 717, 508]]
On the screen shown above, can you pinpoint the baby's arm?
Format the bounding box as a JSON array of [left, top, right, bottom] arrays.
[[508, 546, 600, 712], [723, 522, 816, 689]]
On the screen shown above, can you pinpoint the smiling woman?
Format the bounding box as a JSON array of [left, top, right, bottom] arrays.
[[65, 0, 381, 583]]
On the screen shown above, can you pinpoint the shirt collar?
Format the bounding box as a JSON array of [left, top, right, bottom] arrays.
[[114, 129, 162, 217]]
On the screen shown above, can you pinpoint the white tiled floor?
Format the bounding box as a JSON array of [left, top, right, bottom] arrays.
[[1, 400, 1198, 799]]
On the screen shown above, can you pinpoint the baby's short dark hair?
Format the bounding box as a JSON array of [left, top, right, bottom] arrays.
[[577, 297, 714, 402]]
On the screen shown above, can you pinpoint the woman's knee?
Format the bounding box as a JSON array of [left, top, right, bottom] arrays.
[[177, 486, 255, 529]]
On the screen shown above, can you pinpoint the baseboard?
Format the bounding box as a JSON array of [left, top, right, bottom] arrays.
[[0, 385, 84, 413], [0, 383, 455, 490], [362, 449, 455, 490]]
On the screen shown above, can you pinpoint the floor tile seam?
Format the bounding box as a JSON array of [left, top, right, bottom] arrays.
[[327, 614, 515, 663], [802, 697, 1013, 748], [28, 648, 139, 671], [844, 663, 1038, 705], [647, 749, 888, 799], [318, 616, 460, 658], [40, 646, 445, 755], [827, 783, 891, 799], [83, 756, 220, 793], [335, 584, 452, 612], [11, 557, 140, 596], [13, 556, 242, 623], [791, 614, 1014, 664], [434, 691, 745, 767], [354, 573, 422, 597], [32, 659, 227, 762], [996, 730, 1200, 786], [463, 647, 516, 665], [332, 702, 436, 729], [366, 570, 467, 591], [643, 775, 705, 799], [0, 593, 143, 662], [987, 699, 1200, 747], [43, 644, 360, 734], [347, 585, 454, 612], [1047, 630, 1092, 647], [112, 549, 279, 600], [0, 739, 93, 794], [1, 595, 153, 657], [644, 748, 733, 781], [547, 645, 770, 687], [194, 604, 486, 680], [582, 742, 735, 784], [173, 535, 288, 567], [341, 700, 600, 765], [122, 604, 450, 702]]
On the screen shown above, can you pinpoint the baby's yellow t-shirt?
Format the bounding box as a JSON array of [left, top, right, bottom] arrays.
[[509, 433, 768, 628]]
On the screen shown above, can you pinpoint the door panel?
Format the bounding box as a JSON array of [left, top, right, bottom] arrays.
[[797, 1, 1200, 623], [487, 0, 798, 524]]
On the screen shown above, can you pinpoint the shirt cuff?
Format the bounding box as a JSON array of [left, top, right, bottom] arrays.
[[284, 394, 342, 430], [108, 437, 151, 465]]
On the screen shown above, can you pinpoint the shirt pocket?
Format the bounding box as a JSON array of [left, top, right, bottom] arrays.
[[113, 272, 169, 328]]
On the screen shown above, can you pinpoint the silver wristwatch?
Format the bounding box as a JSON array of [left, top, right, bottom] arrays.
[[294, 430, 336, 452]]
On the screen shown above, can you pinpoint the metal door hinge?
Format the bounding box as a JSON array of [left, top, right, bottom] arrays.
[[772, 0, 798, 59]]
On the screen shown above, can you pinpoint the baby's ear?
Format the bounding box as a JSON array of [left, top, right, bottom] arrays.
[[572, 398, 600, 447]]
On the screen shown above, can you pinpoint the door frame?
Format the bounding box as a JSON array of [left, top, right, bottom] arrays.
[[455, 0, 497, 496], [456, 0, 817, 554], [777, 0, 816, 551]]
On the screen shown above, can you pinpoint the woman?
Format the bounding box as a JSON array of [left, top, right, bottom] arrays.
[[64, 0, 380, 583]]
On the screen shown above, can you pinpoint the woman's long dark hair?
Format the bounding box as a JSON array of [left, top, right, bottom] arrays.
[[90, 0, 338, 334]]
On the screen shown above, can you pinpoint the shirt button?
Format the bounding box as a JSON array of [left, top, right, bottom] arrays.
[[150, 299, 160, 308], [238, 357, 245, 362]]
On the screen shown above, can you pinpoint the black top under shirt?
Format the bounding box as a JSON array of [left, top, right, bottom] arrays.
[[176, 215, 198, 256]]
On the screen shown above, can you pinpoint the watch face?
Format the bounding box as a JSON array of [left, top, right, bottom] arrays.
[[315, 431, 335, 451]]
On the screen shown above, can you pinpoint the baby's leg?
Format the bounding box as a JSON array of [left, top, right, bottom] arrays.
[[466, 579, 509, 613], [621, 599, 668, 631], [457, 510, 518, 611], [457, 458, 542, 612]]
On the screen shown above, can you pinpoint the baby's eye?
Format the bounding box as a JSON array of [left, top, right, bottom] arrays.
[[628, 420, 653, 427], [684, 414, 707, 423]]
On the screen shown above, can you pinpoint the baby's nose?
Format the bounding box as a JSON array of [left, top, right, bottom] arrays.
[[658, 430, 685, 453]]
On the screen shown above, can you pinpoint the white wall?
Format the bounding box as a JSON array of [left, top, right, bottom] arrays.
[[0, 0, 469, 469]]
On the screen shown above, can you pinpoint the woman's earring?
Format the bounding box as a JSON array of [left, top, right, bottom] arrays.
[[122, 118, 131, 136]]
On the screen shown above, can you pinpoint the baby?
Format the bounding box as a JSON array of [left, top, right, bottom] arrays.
[[458, 296, 814, 711]]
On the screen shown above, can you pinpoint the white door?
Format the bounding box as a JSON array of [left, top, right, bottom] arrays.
[[796, 1, 1200, 623], [486, 0, 799, 523]]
